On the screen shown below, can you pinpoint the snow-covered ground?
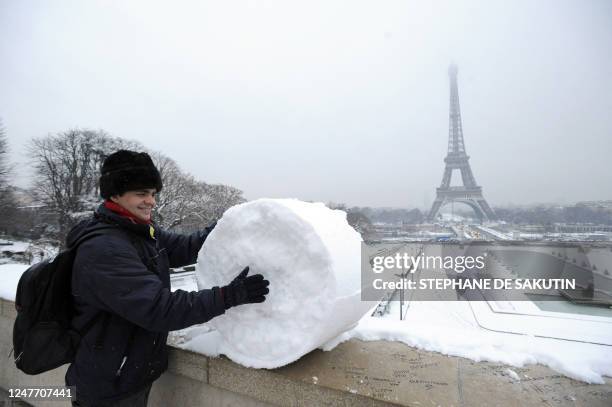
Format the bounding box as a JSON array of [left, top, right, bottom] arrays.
[[0, 240, 31, 265], [0, 238, 59, 265], [324, 300, 612, 384], [1, 263, 610, 384], [0, 240, 30, 252]]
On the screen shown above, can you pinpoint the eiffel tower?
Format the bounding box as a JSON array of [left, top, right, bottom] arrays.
[[428, 65, 495, 222]]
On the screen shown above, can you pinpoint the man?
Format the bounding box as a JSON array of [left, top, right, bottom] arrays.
[[65, 150, 269, 406]]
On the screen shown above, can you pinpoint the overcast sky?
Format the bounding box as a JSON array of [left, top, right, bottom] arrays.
[[1, 0, 611, 208]]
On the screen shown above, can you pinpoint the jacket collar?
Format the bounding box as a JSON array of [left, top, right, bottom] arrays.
[[104, 200, 152, 225], [95, 203, 157, 240]]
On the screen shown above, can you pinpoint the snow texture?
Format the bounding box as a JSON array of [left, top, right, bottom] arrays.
[[195, 198, 372, 368]]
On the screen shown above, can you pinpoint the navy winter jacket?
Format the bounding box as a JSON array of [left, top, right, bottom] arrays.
[[65, 204, 224, 402]]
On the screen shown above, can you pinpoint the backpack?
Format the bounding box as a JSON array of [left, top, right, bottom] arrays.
[[12, 227, 123, 375]]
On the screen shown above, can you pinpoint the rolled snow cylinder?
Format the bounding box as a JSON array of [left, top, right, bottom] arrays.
[[196, 198, 371, 368]]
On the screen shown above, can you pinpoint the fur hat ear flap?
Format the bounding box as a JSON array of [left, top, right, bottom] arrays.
[[99, 150, 163, 199]]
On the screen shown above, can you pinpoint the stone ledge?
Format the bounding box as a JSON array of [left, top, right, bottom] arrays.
[[167, 347, 208, 383], [1, 297, 18, 320]]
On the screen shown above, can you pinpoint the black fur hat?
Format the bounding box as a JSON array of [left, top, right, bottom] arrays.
[[99, 150, 163, 199]]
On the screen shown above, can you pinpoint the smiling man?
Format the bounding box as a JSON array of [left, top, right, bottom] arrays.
[[109, 188, 157, 223], [65, 150, 269, 406]]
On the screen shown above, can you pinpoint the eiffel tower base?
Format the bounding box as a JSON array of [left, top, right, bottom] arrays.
[[428, 188, 495, 222]]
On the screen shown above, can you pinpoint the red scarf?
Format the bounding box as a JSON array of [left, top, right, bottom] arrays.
[[104, 200, 152, 225]]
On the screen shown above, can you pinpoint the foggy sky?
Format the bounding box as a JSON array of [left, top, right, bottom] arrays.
[[1, 0, 611, 208]]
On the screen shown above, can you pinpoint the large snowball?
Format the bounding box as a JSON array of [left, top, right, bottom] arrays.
[[196, 198, 371, 368]]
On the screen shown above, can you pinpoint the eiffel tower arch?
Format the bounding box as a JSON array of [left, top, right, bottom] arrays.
[[428, 65, 495, 222]]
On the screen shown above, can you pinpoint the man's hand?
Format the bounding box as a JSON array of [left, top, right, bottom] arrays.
[[221, 266, 270, 309]]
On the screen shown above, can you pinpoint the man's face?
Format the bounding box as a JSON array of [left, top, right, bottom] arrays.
[[111, 188, 157, 222]]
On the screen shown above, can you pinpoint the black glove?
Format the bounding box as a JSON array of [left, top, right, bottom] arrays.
[[221, 266, 270, 309]]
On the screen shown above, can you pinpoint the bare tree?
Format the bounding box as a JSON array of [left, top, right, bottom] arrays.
[[0, 118, 10, 193], [346, 211, 374, 239], [29, 130, 98, 241], [327, 201, 374, 239], [28, 129, 246, 241], [197, 183, 246, 223], [28, 129, 144, 244], [150, 152, 199, 230], [150, 151, 246, 231], [0, 118, 19, 234]]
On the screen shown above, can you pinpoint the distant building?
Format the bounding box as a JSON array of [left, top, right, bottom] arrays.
[[576, 200, 612, 212], [553, 223, 612, 233]]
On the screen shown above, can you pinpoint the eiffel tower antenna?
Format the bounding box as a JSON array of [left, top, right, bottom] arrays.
[[427, 64, 495, 222]]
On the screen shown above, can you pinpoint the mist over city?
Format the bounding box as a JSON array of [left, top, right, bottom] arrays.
[[1, 0, 611, 210]]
